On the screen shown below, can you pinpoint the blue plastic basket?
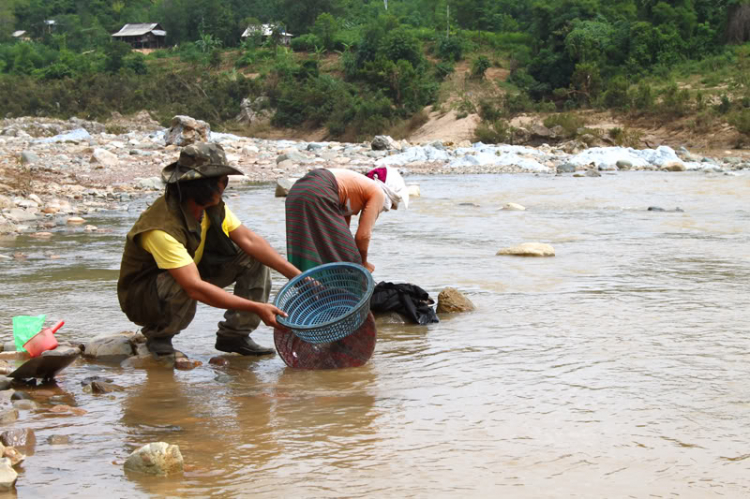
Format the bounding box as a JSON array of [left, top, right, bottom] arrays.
[[274, 262, 375, 344]]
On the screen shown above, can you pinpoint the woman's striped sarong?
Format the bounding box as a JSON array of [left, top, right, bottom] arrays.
[[285, 169, 362, 272]]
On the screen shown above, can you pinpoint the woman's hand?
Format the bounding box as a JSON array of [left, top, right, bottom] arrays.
[[363, 261, 375, 272], [255, 303, 288, 329]]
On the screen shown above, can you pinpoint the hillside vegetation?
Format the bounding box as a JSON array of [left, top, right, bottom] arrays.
[[1, 0, 750, 148]]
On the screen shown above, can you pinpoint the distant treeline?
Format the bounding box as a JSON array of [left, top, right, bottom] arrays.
[[0, 0, 749, 140]]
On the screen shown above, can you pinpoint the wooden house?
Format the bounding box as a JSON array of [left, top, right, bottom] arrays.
[[112, 23, 166, 49], [241, 24, 293, 46]]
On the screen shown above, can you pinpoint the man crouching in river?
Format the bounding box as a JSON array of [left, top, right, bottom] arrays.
[[117, 142, 301, 356]]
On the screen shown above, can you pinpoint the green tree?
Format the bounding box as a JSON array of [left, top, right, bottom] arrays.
[[312, 13, 338, 51], [104, 40, 131, 74]]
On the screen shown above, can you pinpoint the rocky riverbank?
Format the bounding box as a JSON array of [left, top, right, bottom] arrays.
[[1, 113, 748, 236]]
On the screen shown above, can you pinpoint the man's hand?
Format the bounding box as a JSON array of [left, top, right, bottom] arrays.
[[256, 303, 288, 329]]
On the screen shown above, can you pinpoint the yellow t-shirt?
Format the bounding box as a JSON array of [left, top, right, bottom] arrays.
[[139, 206, 242, 269]]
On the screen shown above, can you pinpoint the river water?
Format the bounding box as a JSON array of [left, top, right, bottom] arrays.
[[1, 171, 749, 498]]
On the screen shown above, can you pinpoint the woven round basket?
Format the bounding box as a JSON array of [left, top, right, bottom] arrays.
[[274, 262, 375, 344]]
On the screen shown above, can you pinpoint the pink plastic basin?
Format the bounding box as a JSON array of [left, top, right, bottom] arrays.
[[23, 320, 64, 358]]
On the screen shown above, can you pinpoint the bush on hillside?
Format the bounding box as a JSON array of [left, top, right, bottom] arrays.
[[436, 35, 465, 62], [434, 61, 454, 80], [473, 119, 514, 144], [543, 113, 585, 137], [291, 34, 323, 53], [471, 55, 490, 79]]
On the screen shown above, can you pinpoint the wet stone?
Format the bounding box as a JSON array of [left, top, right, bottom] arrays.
[[48, 405, 87, 416], [124, 442, 184, 476], [208, 356, 228, 367], [0, 410, 18, 425], [0, 428, 36, 448], [0, 457, 17, 491], [2, 446, 25, 467], [83, 381, 124, 394], [175, 358, 202, 370], [0, 376, 11, 391], [436, 287, 476, 314], [10, 392, 32, 401], [47, 435, 71, 445], [12, 399, 37, 410], [80, 376, 114, 386]]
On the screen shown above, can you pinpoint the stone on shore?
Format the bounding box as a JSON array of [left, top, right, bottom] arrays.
[[497, 242, 555, 257], [165, 115, 210, 146], [20, 151, 40, 164], [502, 202, 526, 211], [275, 177, 298, 197], [90, 148, 119, 169], [371, 135, 400, 151], [436, 287, 476, 313], [124, 442, 184, 476]]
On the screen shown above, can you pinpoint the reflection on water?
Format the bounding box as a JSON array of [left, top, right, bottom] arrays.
[[1, 172, 750, 497]]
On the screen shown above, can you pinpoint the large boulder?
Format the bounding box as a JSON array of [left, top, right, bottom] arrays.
[[124, 442, 184, 476], [164, 116, 210, 146], [436, 287, 476, 313]]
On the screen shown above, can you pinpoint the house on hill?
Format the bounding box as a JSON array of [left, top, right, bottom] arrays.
[[241, 24, 293, 45], [12, 30, 30, 41], [112, 23, 166, 49]]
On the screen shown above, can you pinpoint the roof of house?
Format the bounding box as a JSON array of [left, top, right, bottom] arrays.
[[241, 24, 292, 38], [12, 30, 27, 38], [112, 23, 166, 37]]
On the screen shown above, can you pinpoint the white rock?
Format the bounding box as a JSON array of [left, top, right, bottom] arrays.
[[502, 202, 526, 211], [90, 148, 120, 168], [66, 217, 86, 225], [407, 184, 421, 197]]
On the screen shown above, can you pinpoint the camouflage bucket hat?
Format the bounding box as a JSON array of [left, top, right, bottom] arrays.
[[161, 142, 244, 184]]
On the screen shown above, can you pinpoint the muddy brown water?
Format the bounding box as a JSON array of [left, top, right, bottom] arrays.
[[1, 171, 750, 497]]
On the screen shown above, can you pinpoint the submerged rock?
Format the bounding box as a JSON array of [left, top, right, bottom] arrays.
[[124, 442, 184, 476], [82, 332, 138, 358], [496, 242, 555, 257]]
